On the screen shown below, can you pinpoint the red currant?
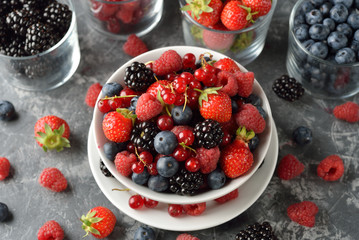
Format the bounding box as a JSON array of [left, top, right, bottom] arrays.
[[182, 53, 196, 69], [189, 80, 202, 90], [168, 204, 183, 217], [157, 115, 174, 131], [163, 92, 176, 105], [98, 99, 111, 113], [180, 72, 195, 84], [204, 64, 216, 74], [144, 198, 159, 208], [126, 142, 136, 153], [174, 92, 185, 106], [202, 73, 217, 87], [147, 162, 158, 175], [178, 129, 194, 146], [139, 151, 153, 165], [172, 146, 190, 162], [129, 195, 144, 209], [220, 131, 233, 146], [132, 162, 144, 174], [166, 73, 177, 81], [120, 88, 137, 108], [185, 157, 200, 172], [108, 98, 122, 110], [194, 68, 206, 82], [146, 62, 153, 69], [173, 78, 187, 94]]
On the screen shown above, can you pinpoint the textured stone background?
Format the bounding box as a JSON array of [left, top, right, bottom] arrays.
[[0, 0, 358, 239]]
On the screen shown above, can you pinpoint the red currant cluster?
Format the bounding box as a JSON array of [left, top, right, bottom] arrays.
[[128, 194, 159, 210], [97, 88, 137, 113]]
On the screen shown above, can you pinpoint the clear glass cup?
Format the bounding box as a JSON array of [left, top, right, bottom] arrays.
[[0, 0, 81, 91], [178, 0, 277, 66], [286, 0, 359, 99], [84, 0, 163, 38]]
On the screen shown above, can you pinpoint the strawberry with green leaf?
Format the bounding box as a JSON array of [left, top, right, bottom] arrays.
[[221, 0, 256, 30], [34, 115, 70, 152], [102, 108, 135, 143], [81, 206, 116, 239], [181, 0, 223, 27]]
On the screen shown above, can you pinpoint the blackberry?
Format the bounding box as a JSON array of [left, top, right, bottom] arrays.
[[21, 0, 52, 11], [130, 121, 160, 152], [124, 61, 155, 92], [25, 23, 57, 55], [100, 160, 113, 177], [272, 75, 305, 102], [1, 35, 27, 57], [24, 59, 53, 79], [194, 119, 224, 149], [169, 168, 204, 196], [6, 9, 36, 36], [235, 222, 278, 240], [43, 2, 72, 35]]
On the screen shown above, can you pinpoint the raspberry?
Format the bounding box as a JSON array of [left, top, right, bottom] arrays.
[[183, 202, 206, 216], [122, 34, 148, 57], [234, 71, 254, 98], [195, 146, 220, 174], [213, 58, 241, 73], [220, 116, 238, 135], [287, 201, 318, 227], [152, 50, 183, 76], [176, 233, 200, 240], [215, 71, 238, 97], [116, 8, 133, 24], [234, 104, 266, 134], [0, 157, 10, 181], [85, 83, 102, 108], [333, 101, 359, 123], [38, 168, 67, 192], [37, 220, 64, 240], [214, 189, 239, 203], [114, 150, 137, 177], [171, 125, 194, 139], [135, 93, 163, 121], [317, 155, 344, 181], [277, 154, 305, 180]]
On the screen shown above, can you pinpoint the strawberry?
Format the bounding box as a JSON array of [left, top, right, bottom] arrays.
[[34, 115, 71, 152], [81, 206, 116, 239], [38, 168, 68, 192], [234, 103, 266, 134], [333, 101, 359, 123], [317, 155, 344, 181], [181, 0, 223, 27], [220, 140, 253, 178], [198, 87, 232, 123], [287, 201, 318, 227], [122, 34, 148, 57], [102, 109, 134, 143], [234, 71, 254, 97], [213, 58, 241, 73], [242, 0, 271, 18], [214, 188, 239, 203], [0, 157, 10, 181], [231, 126, 255, 149], [202, 23, 235, 51], [37, 220, 64, 240], [277, 154, 305, 180], [85, 83, 102, 108], [221, 1, 254, 30], [152, 50, 183, 76]]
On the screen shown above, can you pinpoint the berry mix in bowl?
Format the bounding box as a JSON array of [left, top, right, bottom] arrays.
[[179, 0, 277, 66], [84, 0, 164, 38], [286, 0, 359, 99], [0, 0, 81, 91], [92, 46, 273, 204]]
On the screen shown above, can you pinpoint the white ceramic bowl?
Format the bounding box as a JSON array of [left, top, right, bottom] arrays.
[[92, 46, 273, 204]]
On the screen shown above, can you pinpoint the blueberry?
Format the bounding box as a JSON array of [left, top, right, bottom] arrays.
[[355, 0, 359, 8], [134, 226, 156, 240], [245, 94, 261, 106], [231, 99, 239, 113], [103, 142, 120, 161], [156, 156, 179, 178], [171, 105, 193, 125], [249, 135, 260, 152], [332, 0, 353, 8], [309, 24, 330, 40], [300, 1, 315, 14], [128, 96, 139, 112], [319, 2, 333, 16], [336, 23, 353, 37], [294, 24, 309, 41], [310, 0, 325, 7], [302, 39, 316, 50], [147, 175, 169, 192], [309, 41, 329, 59], [327, 31, 348, 50], [256, 105, 266, 119], [335, 47, 356, 63], [354, 29, 359, 41], [207, 168, 226, 190], [0, 202, 9, 222], [347, 11, 359, 29], [323, 18, 336, 31], [306, 9, 323, 25], [294, 14, 306, 26], [293, 126, 313, 145], [102, 82, 123, 97], [330, 4, 349, 23], [132, 168, 150, 185], [350, 39, 359, 52], [154, 131, 178, 155], [0, 100, 16, 121]]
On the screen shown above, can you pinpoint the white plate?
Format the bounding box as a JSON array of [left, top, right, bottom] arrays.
[[87, 120, 279, 231]]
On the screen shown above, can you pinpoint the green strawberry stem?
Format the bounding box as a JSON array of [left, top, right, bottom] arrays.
[[116, 108, 137, 125], [181, 0, 213, 19], [195, 86, 222, 107], [236, 126, 255, 142], [239, 5, 258, 23], [35, 123, 70, 152], [81, 210, 103, 237]]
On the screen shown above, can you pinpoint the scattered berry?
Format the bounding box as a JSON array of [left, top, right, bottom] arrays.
[[213, 58, 241, 74], [143, 198, 159, 208], [123, 34, 148, 57], [152, 50, 183, 76], [333, 101, 359, 123], [214, 189, 239, 203], [317, 155, 344, 181], [287, 201, 318, 227], [0, 202, 9, 222], [272, 75, 304, 102], [183, 202, 206, 216], [81, 206, 116, 239], [85, 83, 102, 108], [129, 194, 144, 209], [220, 143, 253, 178], [171, 105, 193, 125], [168, 204, 183, 217], [0, 100, 16, 121], [0, 157, 10, 181], [176, 233, 200, 240], [277, 154, 305, 180], [38, 168, 67, 192], [134, 226, 156, 240], [293, 126, 313, 145], [235, 221, 277, 240], [136, 93, 163, 121], [37, 220, 64, 240]]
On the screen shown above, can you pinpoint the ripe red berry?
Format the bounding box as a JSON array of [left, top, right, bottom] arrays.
[[97, 99, 111, 113], [317, 155, 344, 181], [85, 83, 102, 108], [173, 78, 187, 94], [37, 220, 64, 240], [147, 162, 158, 175], [132, 162, 144, 174], [185, 157, 200, 172], [120, 88, 137, 108], [139, 151, 153, 165], [163, 92, 176, 105], [214, 189, 239, 203], [144, 197, 159, 208], [277, 154, 305, 180], [287, 201, 318, 227], [123, 34, 148, 57], [178, 129, 195, 146], [0, 157, 10, 181], [220, 131, 232, 146], [333, 101, 359, 123], [168, 204, 183, 217], [106, 17, 121, 34], [129, 195, 144, 209], [182, 53, 196, 69], [157, 115, 174, 131], [172, 146, 191, 162], [108, 98, 123, 110], [183, 202, 206, 216], [180, 72, 195, 84], [38, 168, 67, 192]]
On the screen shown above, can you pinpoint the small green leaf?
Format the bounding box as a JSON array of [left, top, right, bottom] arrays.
[[89, 217, 103, 223]]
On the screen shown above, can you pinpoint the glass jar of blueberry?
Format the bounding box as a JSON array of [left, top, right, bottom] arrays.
[[286, 0, 359, 99]]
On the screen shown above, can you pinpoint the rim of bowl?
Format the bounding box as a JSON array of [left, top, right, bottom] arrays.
[[0, 0, 76, 60], [289, 0, 359, 67], [92, 46, 273, 204], [179, 0, 277, 34]]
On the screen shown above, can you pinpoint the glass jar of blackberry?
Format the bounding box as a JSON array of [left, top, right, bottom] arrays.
[[0, 0, 80, 91], [286, 0, 359, 99], [84, 0, 164, 38]]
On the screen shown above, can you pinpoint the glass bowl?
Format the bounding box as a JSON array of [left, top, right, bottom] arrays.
[[92, 46, 273, 204], [286, 0, 359, 99], [84, 0, 163, 38], [178, 0, 277, 66], [0, 0, 80, 91]]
